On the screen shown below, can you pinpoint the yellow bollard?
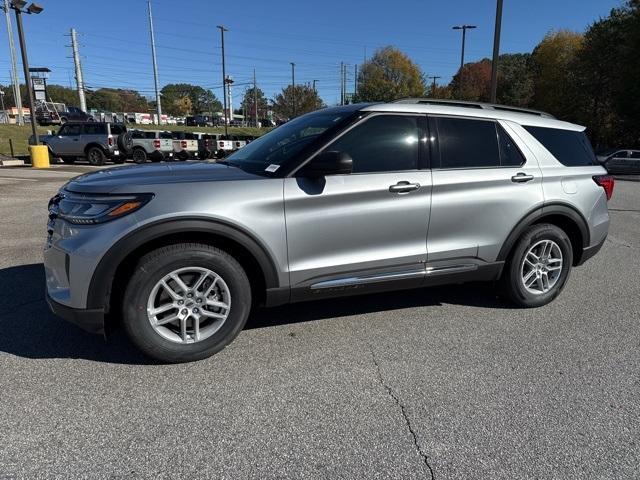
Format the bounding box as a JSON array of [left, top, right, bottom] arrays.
[[30, 145, 50, 168]]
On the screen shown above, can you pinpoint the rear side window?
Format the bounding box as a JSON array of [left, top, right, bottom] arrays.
[[109, 124, 125, 135], [159, 132, 173, 139], [433, 117, 500, 168], [497, 124, 525, 166], [523, 126, 597, 166]]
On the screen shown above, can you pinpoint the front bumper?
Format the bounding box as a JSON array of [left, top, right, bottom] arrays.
[[46, 293, 105, 335]]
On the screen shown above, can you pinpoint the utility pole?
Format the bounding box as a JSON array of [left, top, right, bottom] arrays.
[[147, 0, 162, 124], [354, 64, 357, 96], [452, 24, 477, 97], [340, 62, 344, 105], [217, 25, 228, 136], [70, 28, 86, 112], [3, 0, 23, 125], [12, 4, 38, 144], [253, 68, 258, 127], [490, 0, 504, 103], [428, 75, 441, 94], [290, 62, 295, 117], [312, 79, 318, 93]]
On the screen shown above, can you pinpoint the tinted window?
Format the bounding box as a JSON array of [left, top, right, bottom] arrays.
[[83, 123, 106, 135], [130, 131, 144, 139], [159, 131, 173, 139], [523, 125, 597, 166], [325, 114, 420, 173], [614, 151, 629, 159], [109, 124, 125, 135], [497, 124, 525, 166], [60, 124, 81, 136], [434, 117, 500, 168], [631, 151, 640, 159]]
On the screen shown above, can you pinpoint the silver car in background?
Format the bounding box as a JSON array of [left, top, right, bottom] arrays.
[[45, 100, 613, 363]]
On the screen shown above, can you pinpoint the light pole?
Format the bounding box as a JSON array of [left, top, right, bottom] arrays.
[[147, 0, 162, 124], [10, 0, 43, 145], [312, 79, 318, 93], [490, 0, 504, 103], [217, 25, 228, 136], [452, 24, 476, 98], [0, 89, 5, 115], [290, 62, 296, 118]]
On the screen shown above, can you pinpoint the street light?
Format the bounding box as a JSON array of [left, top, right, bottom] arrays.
[[217, 25, 229, 136], [452, 24, 476, 98], [0, 89, 5, 114], [290, 62, 296, 118], [9, 0, 43, 145]]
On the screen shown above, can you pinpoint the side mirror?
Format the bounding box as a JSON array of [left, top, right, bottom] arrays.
[[304, 150, 353, 177]]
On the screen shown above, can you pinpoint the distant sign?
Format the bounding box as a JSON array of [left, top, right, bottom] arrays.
[[32, 77, 46, 101]]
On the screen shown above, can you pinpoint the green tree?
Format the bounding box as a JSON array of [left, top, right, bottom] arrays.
[[160, 84, 221, 115], [496, 53, 534, 107], [272, 84, 323, 119], [356, 46, 426, 102], [531, 30, 584, 119], [241, 86, 269, 123], [87, 88, 149, 112]]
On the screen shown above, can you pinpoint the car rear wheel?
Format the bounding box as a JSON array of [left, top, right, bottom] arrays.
[[122, 243, 252, 363], [86, 147, 105, 166], [501, 223, 573, 307], [132, 148, 147, 164]]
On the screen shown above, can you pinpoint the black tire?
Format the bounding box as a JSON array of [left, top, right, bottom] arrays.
[[178, 151, 189, 161], [86, 147, 105, 166], [132, 147, 147, 164], [117, 131, 133, 155], [501, 223, 573, 308], [122, 243, 252, 363]]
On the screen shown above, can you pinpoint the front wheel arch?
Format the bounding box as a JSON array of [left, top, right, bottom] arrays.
[[88, 219, 280, 325]]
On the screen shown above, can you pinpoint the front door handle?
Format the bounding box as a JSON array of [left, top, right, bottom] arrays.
[[511, 172, 534, 183], [389, 181, 421, 193]]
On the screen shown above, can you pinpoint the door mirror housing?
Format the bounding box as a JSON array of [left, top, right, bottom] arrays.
[[303, 150, 353, 177]]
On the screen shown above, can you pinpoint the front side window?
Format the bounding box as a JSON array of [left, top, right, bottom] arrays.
[[321, 114, 421, 173], [433, 117, 501, 169], [523, 125, 597, 166]]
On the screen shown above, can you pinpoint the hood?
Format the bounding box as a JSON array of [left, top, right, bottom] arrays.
[[64, 161, 262, 194]]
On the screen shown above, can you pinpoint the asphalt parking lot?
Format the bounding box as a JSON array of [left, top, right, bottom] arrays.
[[0, 165, 638, 479]]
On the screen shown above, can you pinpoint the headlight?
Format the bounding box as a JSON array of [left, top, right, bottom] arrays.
[[51, 192, 153, 225]]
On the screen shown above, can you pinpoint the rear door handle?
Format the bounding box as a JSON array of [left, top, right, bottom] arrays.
[[511, 172, 534, 183], [389, 181, 421, 193]]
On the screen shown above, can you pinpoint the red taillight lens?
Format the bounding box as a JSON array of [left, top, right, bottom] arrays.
[[593, 175, 614, 201], [181, 140, 187, 149], [108, 137, 113, 146], [219, 141, 224, 148], [153, 139, 160, 149], [235, 141, 240, 147]]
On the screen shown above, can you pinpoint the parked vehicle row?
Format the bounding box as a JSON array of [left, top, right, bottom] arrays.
[[30, 122, 258, 166], [597, 149, 640, 175]]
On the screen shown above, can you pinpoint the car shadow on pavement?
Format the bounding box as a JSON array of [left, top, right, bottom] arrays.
[[0, 263, 512, 363]]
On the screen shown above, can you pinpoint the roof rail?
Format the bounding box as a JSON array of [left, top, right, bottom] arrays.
[[392, 98, 555, 119]]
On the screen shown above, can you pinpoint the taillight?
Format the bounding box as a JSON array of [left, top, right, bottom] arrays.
[[593, 175, 614, 201], [181, 140, 187, 149], [153, 139, 160, 149], [204, 139, 210, 147], [108, 137, 113, 146], [219, 141, 224, 148], [235, 141, 240, 147]]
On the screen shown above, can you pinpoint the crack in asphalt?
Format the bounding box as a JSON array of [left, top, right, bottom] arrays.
[[367, 342, 435, 480], [605, 236, 635, 249]]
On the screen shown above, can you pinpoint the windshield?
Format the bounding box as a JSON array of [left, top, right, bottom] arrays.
[[224, 110, 350, 175]]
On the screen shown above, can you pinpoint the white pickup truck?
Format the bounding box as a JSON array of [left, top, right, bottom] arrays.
[[129, 130, 174, 163], [170, 131, 199, 160]]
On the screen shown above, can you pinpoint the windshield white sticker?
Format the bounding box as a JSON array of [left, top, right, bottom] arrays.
[[265, 164, 280, 172]]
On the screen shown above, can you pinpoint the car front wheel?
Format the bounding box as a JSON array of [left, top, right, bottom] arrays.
[[122, 243, 251, 363], [502, 223, 573, 308]]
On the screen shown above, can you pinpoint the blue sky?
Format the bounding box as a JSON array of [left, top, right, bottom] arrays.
[[1, 0, 621, 108]]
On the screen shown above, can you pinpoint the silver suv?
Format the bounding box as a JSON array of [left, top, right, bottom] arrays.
[[45, 100, 613, 363]]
